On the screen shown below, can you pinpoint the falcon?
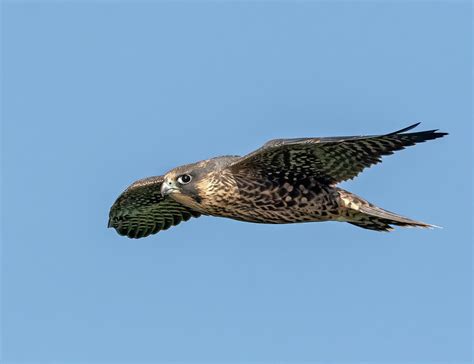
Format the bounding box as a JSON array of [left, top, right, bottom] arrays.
[[108, 123, 447, 238]]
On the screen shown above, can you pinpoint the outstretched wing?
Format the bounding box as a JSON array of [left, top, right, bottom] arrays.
[[108, 176, 201, 238], [229, 123, 447, 184]]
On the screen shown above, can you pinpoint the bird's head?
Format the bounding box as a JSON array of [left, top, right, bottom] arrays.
[[160, 160, 212, 210], [161, 156, 240, 211]]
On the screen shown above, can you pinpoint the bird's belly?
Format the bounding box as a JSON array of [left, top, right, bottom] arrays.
[[201, 187, 342, 224]]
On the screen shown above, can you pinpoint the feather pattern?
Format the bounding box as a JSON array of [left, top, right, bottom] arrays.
[[108, 176, 200, 238], [108, 123, 447, 238], [229, 123, 447, 184]]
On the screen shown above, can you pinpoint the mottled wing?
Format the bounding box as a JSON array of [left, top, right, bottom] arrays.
[[108, 176, 200, 238], [229, 123, 447, 184]]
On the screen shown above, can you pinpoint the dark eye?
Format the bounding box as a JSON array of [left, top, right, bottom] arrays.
[[177, 174, 192, 184]]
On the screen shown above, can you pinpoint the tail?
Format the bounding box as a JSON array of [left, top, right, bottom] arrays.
[[338, 189, 437, 232]]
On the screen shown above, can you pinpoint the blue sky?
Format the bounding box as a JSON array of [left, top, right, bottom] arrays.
[[1, 1, 472, 363]]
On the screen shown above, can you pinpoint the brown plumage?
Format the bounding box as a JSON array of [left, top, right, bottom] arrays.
[[108, 123, 447, 238]]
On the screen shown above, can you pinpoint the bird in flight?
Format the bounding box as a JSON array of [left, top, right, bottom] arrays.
[[108, 123, 447, 238]]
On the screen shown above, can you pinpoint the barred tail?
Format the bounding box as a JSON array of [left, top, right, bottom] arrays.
[[338, 189, 438, 232]]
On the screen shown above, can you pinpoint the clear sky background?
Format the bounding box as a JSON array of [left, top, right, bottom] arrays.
[[1, 1, 472, 363]]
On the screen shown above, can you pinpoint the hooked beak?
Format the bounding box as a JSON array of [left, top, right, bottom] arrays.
[[161, 180, 177, 196]]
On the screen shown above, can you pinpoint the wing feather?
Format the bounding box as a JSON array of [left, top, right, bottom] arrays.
[[229, 123, 447, 184], [108, 175, 200, 238]]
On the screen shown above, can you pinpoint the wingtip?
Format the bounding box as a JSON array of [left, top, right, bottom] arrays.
[[408, 121, 421, 129], [388, 122, 448, 140], [388, 122, 421, 135], [435, 131, 449, 137]]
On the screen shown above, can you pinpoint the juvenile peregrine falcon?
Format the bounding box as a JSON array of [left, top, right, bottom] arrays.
[[108, 123, 447, 238]]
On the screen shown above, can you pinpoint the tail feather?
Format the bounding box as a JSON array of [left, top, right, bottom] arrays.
[[338, 189, 437, 232]]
